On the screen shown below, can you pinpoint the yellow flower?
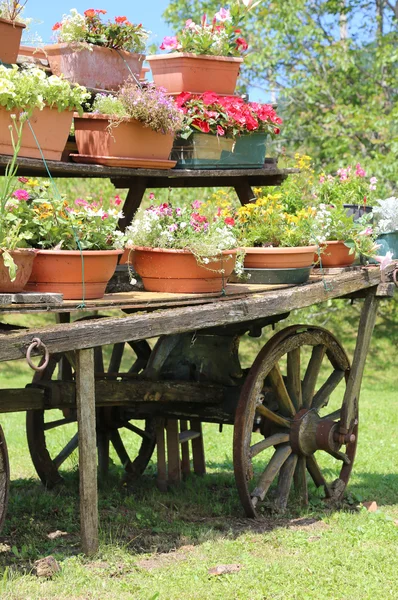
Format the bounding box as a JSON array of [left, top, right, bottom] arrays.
[[27, 178, 40, 187]]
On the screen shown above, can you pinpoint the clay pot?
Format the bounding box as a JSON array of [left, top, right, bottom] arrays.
[[147, 53, 243, 95], [44, 43, 145, 91], [0, 249, 36, 293], [317, 241, 356, 268], [0, 18, 25, 64], [131, 247, 237, 293], [25, 249, 122, 300], [74, 114, 174, 160], [243, 246, 318, 269], [18, 45, 47, 61], [0, 106, 73, 160]]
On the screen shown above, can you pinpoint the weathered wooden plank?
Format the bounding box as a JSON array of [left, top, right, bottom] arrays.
[[251, 444, 292, 502], [275, 453, 298, 511], [302, 345, 326, 408], [75, 348, 98, 555], [0, 271, 385, 363], [166, 419, 181, 484], [118, 180, 148, 231], [286, 347, 302, 410], [179, 420, 191, 477], [268, 364, 296, 417], [190, 420, 206, 476], [0, 388, 45, 413], [156, 419, 167, 492]]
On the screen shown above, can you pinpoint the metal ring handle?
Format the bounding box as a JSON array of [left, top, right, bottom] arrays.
[[26, 337, 50, 372], [393, 269, 398, 288]]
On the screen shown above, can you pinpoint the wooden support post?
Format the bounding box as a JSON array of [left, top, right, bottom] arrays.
[[156, 419, 167, 492], [340, 291, 379, 434], [76, 348, 98, 555], [234, 181, 255, 205], [166, 419, 181, 484], [118, 180, 148, 231], [190, 420, 206, 476], [179, 420, 191, 478]]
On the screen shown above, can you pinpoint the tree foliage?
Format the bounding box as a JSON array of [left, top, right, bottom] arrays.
[[164, 1, 398, 194]]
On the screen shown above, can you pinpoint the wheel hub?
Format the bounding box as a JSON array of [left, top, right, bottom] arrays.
[[290, 408, 347, 456]]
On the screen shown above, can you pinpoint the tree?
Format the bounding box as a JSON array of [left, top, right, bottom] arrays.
[[163, 1, 398, 193]]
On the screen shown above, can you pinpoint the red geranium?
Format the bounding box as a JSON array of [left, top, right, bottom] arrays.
[[115, 16, 127, 24]]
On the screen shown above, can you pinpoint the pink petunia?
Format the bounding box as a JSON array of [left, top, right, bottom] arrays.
[[355, 163, 366, 177], [12, 189, 29, 201], [215, 7, 231, 22], [160, 36, 180, 51], [75, 198, 89, 207], [192, 200, 203, 209]]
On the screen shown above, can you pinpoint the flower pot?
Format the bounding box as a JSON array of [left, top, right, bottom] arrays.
[[147, 53, 243, 95], [243, 246, 317, 269], [375, 231, 398, 258], [44, 43, 145, 91], [0, 249, 36, 293], [0, 18, 26, 64], [0, 106, 73, 160], [171, 133, 235, 169], [317, 241, 355, 268], [343, 204, 373, 221], [227, 132, 268, 168], [74, 114, 174, 160], [131, 247, 237, 293], [25, 249, 123, 300]]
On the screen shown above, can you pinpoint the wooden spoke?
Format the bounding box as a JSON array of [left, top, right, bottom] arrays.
[[321, 409, 341, 421], [251, 444, 292, 503], [286, 347, 302, 410], [256, 404, 291, 429], [275, 454, 298, 511], [268, 364, 296, 417], [53, 433, 79, 468], [124, 421, 153, 440], [249, 433, 290, 459], [43, 417, 76, 431], [302, 345, 326, 408], [293, 456, 308, 506], [311, 370, 345, 410], [325, 449, 351, 465], [110, 430, 132, 469], [306, 455, 332, 497], [94, 346, 105, 374], [108, 343, 125, 379]]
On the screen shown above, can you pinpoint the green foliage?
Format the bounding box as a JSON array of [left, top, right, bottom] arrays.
[[164, 1, 398, 194]]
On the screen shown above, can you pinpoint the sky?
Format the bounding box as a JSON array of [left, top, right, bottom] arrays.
[[23, 0, 173, 48]]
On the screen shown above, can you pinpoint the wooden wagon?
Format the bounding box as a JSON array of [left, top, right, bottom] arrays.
[[0, 158, 396, 555]]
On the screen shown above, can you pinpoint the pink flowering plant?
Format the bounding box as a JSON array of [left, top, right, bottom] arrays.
[[175, 91, 282, 139], [314, 163, 377, 208], [52, 8, 149, 53], [125, 197, 241, 271], [159, 1, 261, 56]]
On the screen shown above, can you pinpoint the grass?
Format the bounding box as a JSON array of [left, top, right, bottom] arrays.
[[0, 300, 396, 599]]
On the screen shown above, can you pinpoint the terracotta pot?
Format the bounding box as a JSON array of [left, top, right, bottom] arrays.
[[192, 134, 235, 160], [0, 106, 73, 160], [44, 43, 145, 90], [243, 246, 318, 269], [74, 113, 174, 160], [0, 18, 25, 64], [0, 249, 36, 293], [147, 53, 243, 95], [25, 249, 122, 300], [18, 45, 47, 61], [317, 241, 356, 268], [131, 247, 237, 293]]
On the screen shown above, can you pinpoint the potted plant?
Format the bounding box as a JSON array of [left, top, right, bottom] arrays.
[[316, 164, 376, 220], [18, 181, 125, 299], [233, 191, 318, 272], [172, 91, 282, 168], [0, 0, 27, 64], [73, 81, 184, 166], [312, 203, 378, 267], [0, 117, 37, 292], [373, 196, 398, 259], [147, 2, 257, 95], [47, 9, 149, 90], [124, 198, 240, 293], [0, 64, 89, 160]]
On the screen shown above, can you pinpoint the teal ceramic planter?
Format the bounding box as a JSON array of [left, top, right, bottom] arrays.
[[375, 231, 398, 258], [223, 132, 267, 168]]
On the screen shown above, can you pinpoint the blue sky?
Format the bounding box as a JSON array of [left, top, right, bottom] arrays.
[[24, 0, 173, 47]]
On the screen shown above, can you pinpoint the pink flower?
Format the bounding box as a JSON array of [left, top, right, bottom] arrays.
[[359, 227, 373, 236], [175, 207, 182, 216], [369, 176, 377, 184], [149, 192, 155, 200], [75, 198, 89, 207], [101, 212, 109, 220], [215, 7, 231, 22], [369, 184, 377, 191], [355, 163, 366, 177], [236, 37, 249, 52], [224, 217, 235, 226], [217, 125, 225, 136], [319, 176, 325, 183], [160, 36, 180, 51], [114, 195, 122, 206], [185, 19, 196, 29], [12, 189, 29, 201], [192, 200, 203, 209], [375, 251, 394, 270], [169, 224, 178, 232], [18, 176, 28, 184]]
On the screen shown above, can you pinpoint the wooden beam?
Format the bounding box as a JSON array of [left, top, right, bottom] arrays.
[[118, 180, 148, 231], [75, 348, 98, 556], [0, 275, 385, 363]]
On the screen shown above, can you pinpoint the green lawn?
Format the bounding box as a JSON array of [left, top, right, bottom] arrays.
[[0, 300, 396, 599]]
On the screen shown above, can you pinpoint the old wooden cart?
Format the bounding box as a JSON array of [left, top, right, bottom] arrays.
[[0, 157, 395, 555]]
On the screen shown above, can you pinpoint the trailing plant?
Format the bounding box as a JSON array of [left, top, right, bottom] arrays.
[[373, 197, 398, 234], [0, 0, 27, 21], [159, 1, 260, 56], [175, 91, 282, 139], [125, 197, 241, 271], [92, 81, 184, 135], [0, 65, 90, 114], [52, 8, 149, 53]]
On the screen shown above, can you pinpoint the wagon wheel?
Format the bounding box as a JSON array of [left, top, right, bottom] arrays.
[[0, 425, 10, 531], [26, 332, 155, 489], [234, 325, 356, 517]]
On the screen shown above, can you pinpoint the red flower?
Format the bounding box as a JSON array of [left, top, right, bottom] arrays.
[[52, 21, 62, 30], [236, 37, 248, 52], [274, 127, 280, 134], [192, 119, 210, 133], [175, 92, 192, 107], [224, 217, 235, 226], [217, 125, 225, 136], [202, 91, 220, 105], [84, 9, 96, 18], [96, 9, 107, 14], [115, 16, 127, 24]]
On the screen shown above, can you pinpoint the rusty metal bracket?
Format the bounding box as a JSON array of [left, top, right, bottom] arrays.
[[26, 338, 50, 372]]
